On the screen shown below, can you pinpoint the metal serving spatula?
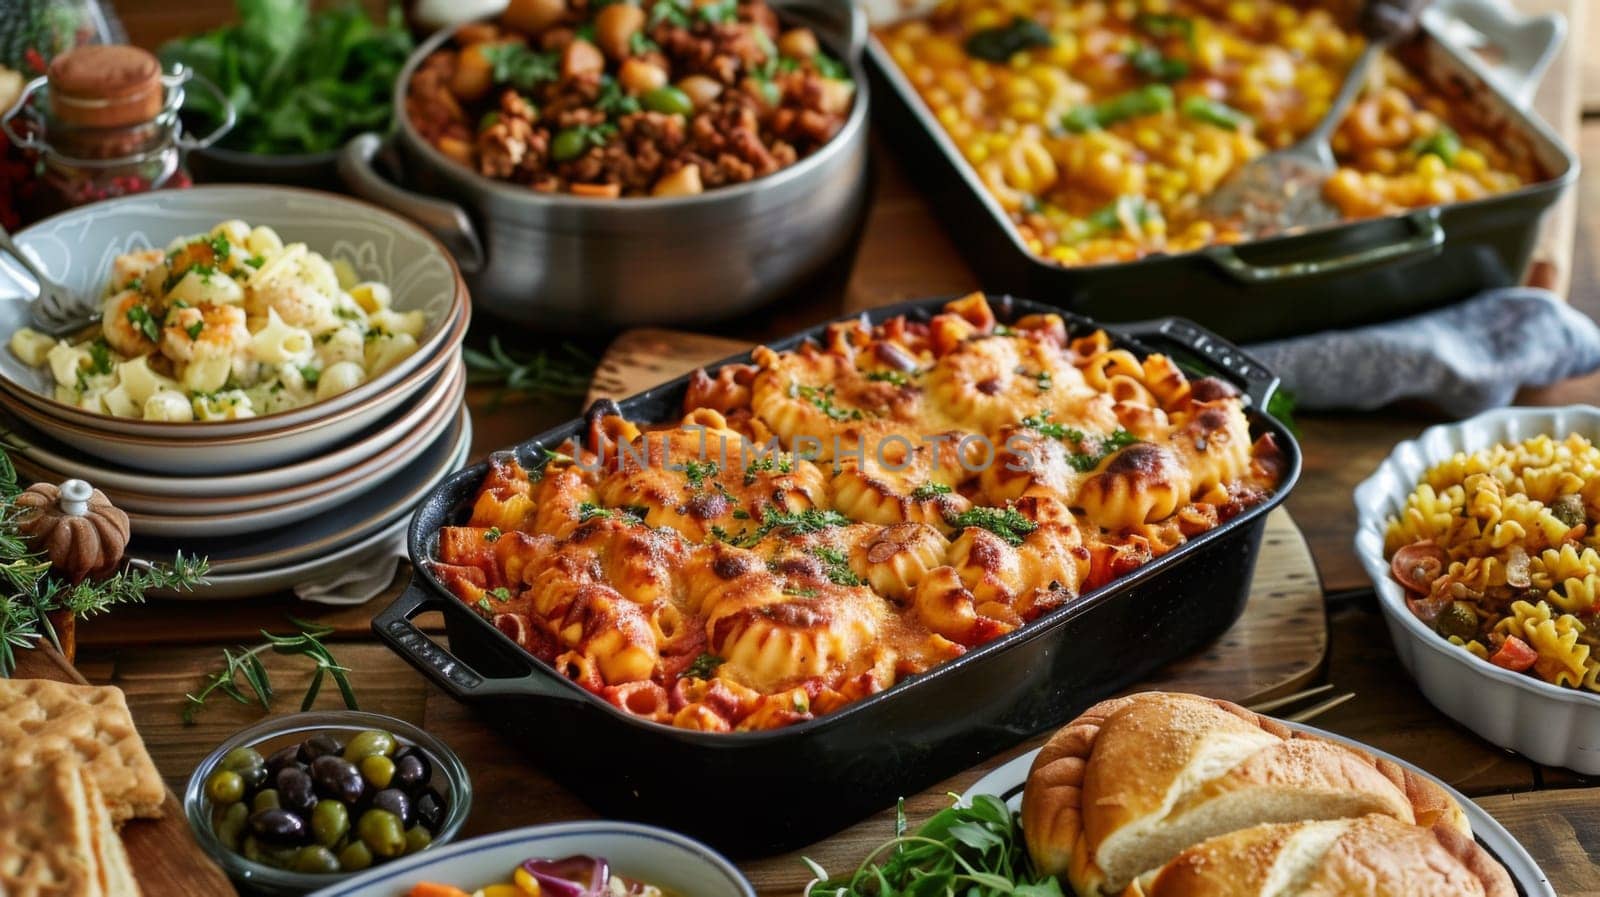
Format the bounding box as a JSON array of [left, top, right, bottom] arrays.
[[1199, 0, 1431, 239]]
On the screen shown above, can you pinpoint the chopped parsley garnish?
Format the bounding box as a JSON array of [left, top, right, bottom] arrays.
[[206, 233, 232, 261], [866, 369, 914, 387], [125, 305, 162, 343], [684, 653, 723, 678], [791, 382, 863, 421], [476, 597, 492, 612], [489, 586, 512, 601], [484, 526, 502, 542], [946, 506, 1037, 546], [298, 365, 321, 386], [86, 339, 113, 376], [1021, 410, 1141, 471], [696, 0, 737, 23], [683, 460, 719, 488], [185, 320, 204, 340], [1127, 42, 1188, 81], [813, 52, 849, 81], [123, 277, 142, 292], [910, 482, 953, 501], [629, 31, 658, 54], [717, 507, 851, 547], [244, 255, 265, 268], [965, 16, 1053, 62], [993, 324, 1017, 336], [648, 0, 691, 28], [596, 76, 641, 118], [1036, 370, 1053, 392], [732, 508, 751, 519], [481, 43, 560, 92], [577, 502, 647, 523], [810, 546, 862, 586], [744, 455, 793, 484], [1064, 195, 1161, 243], [784, 586, 819, 597], [1411, 125, 1461, 166]]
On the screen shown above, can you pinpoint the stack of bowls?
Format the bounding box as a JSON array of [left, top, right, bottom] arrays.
[[0, 186, 471, 598]]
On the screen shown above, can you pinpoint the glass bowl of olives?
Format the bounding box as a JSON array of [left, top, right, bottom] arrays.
[[183, 711, 471, 896]]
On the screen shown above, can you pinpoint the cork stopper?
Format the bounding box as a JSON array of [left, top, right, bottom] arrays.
[[47, 45, 164, 129]]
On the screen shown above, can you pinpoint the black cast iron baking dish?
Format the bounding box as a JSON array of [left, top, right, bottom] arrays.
[[865, 19, 1579, 344], [373, 296, 1303, 856]]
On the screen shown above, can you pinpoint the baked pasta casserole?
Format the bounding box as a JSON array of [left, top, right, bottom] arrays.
[[433, 293, 1286, 731], [1386, 433, 1600, 692], [875, 0, 1541, 265]]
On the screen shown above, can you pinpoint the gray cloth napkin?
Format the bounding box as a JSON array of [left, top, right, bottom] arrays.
[[1245, 288, 1600, 418]]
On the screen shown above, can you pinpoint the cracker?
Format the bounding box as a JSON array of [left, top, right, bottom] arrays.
[[0, 757, 100, 897], [0, 680, 163, 824]]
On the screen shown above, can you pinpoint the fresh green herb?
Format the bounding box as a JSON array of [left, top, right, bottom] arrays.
[[185, 320, 204, 341], [629, 30, 660, 55], [123, 277, 143, 292], [125, 305, 162, 343], [1136, 12, 1196, 46], [1063, 195, 1161, 243], [1266, 386, 1299, 435], [206, 233, 232, 261], [86, 340, 113, 376], [784, 586, 819, 597], [596, 77, 641, 118], [813, 52, 850, 81], [1411, 125, 1461, 166], [158, 0, 413, 154], [684, 653, 724, 678], [463, 336, 596, 409], [244, 254, 265, 268], [648, 0, 692, 29], [729, 507, 851, 548], [744, 455, 794, 484], [732, 508, 751, 519], [993, 324, 1017, 336], [1020, 409, 1076, 441], [489, 586, 512, 601], [575, 22, 598, 43], [298, 364, 320, 386], [811, 546, 862, 586], [805, 793, 1064, 897], [1020, 411, 1140, 471], [965, 16, 1053, 62], [476, 597, 492, 612], [1060, 83, 1174, 133], [945, 506, 1038, 546], [1035, 370, 1052, 392], [577, 502, 648, 523], [481, 42, 560, 92], [182, 617, 353, 723], [696, 0, 737, 24], [683, 460, 720, 488], [1181, 95, 1251, 131], [484, 526, 502, 543], [866, 369, 914, 387], [910, 482, 953, 501], [790, 382, 863, 422], [1127, 42, 1188, 81]]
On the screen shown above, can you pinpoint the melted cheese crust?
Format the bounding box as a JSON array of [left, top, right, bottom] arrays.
[[434, 293, 1285, 731]]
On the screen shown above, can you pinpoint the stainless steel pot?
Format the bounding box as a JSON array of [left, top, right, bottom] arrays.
[[339, 0, 870, 329]]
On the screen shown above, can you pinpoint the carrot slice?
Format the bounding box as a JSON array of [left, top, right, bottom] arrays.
[[407, 883, 472, 897], [1489, 635, 1539, 672]]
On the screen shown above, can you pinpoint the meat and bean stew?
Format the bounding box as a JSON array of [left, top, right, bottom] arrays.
[[407, 0, 855, 198]]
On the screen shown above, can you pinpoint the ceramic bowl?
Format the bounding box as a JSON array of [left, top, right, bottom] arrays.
[[306, 822, 755, 897], [9, 360, 464, 515], [0, 185, 467, 440], [1354, 405, 1600, 774], [185, 711, 472, 897]]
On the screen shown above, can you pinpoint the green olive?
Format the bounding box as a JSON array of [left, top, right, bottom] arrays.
[[292, 845, 342, 874], [242, 835, 298, 869], [359, 755, 395, 790], [551, 128, 589, 162], [403, 825, 432, 855], [213, 801, 249, 851], [357, 808, 406, 858], [251, 788, 281, 813], [1437, 601, 1480, 642], [342, 730, 397, 762], [310, 799, 350, 847], [641, 85, 693, 116], [206, 769, 245, 805], [338, 840, 374, 871], [221, 746, 268, 789]]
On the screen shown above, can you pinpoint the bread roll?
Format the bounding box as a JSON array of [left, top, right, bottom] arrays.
[[1021, 693, 1470, 896], [1123, 814, 1514, 897]]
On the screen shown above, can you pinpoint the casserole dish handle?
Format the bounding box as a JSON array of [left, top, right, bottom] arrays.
[[1204, 207, 1444, 284], [373, 577, 581, 703], [1426, 0, 1564, 105], [339, 133, 487, 275], [1114, 317, 1279, 411]]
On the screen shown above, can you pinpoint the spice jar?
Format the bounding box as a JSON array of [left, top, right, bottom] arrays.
[[0, 44, 234, 214]]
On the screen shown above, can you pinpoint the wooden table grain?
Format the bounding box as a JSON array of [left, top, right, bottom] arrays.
[[63, 0, 1600, 892]]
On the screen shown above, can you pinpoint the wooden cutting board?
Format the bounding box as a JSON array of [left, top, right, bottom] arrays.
[[11, 644, 231, 895]]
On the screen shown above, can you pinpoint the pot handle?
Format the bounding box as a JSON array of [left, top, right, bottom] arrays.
[[1425, 0, 1564, 105], [372, 576, 580, 703], [1113, 317, 1280, 412], [1204, 206, 1443, 284], [339, 133, 486, 274]]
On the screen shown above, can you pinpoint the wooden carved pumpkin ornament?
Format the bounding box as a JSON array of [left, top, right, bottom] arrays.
[[15, 479, 130, 659]]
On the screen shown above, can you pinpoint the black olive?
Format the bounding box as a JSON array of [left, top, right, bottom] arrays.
[[275, 766, 318, 816], [248, 807, 308, 845], [310, 755, 365, 805], [300, 733, 345, 763], [413, 788, 446, 832], [370, 788, 412, 826], [392, 753, 430, 793], [265, 744, 302, 778]]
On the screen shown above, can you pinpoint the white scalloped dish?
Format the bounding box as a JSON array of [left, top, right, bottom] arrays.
[[1353, 405, 1600, 774]]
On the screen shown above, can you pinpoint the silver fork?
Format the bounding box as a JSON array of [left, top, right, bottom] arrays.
[[1246, 683, 1358, 724], [0, 225, 100, 337]]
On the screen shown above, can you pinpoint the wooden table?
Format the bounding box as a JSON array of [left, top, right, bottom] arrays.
[[65, 1, 1600, 892]]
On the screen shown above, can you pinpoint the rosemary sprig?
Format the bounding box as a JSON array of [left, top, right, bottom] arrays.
[[182, 617, 358, 724], [463, 336, 596, 407]]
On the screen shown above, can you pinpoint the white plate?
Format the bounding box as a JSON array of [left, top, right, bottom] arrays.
[[307, 822, 754, 897], [1354, 405, 1600, 774], [11, 361, 465, 516], [0, 185, 465, 439], [953, 720, 1554, 897], [129, 408, 471, 576], [0, 360, 461, 498]]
